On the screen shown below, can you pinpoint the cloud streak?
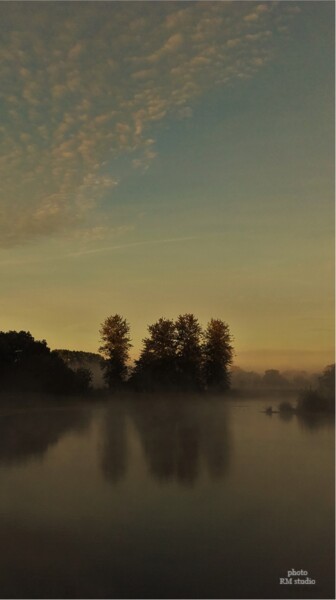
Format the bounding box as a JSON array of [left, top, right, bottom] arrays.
[[67, 235, 199, 258], [0, 2, 300, 246], [0, 235, 199, 267]]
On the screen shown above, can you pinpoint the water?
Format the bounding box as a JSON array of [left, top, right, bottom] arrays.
[[0, 396, 334, 599]]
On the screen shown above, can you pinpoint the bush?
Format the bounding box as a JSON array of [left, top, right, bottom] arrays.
[[298, 389, 330, 413]]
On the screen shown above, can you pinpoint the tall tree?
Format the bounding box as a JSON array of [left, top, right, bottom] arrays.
[[175, 314, 203, 391], [131, 318, 177, 391], [202, 319, 234, 392], [99, 315, 132, 389]]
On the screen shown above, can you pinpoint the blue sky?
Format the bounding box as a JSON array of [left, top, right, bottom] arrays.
[[0, 1, 334, 370]]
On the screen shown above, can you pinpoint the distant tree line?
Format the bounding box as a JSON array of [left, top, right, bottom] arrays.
[[0, 331, 92, 395], [55, 349, 105, 388], [297, 364, 335, 414], [0, 314, 234, 397], [99, 313, 234, 393], [2, 320, 333, 411], [230, 367, 319, 392]]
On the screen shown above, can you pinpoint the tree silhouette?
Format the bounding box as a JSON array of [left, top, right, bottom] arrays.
[[55, 350, 105, 388], [130, 314, 234, 393], [175, 314, 203, 391], [99, 315, 132, 389], [131, 318, 177, 391], [0, 330, 91, 394], [318, 364, 335, 402], [202, 319, 233, 391], [298, 363, 335, 414]]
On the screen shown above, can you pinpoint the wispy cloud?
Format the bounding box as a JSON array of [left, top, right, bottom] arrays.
[[0, 2, 300, 246], [67, 235, 198, 258], [0, 235, 199, 267]]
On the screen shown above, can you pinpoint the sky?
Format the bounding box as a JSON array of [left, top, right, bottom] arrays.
[[0, 1, 334, 372]]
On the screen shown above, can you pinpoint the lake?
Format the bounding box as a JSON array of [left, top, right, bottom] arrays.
[[0, 396, 334, 599]]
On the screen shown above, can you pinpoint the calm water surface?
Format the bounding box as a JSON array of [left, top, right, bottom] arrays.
[[0, 396, 334, 598]]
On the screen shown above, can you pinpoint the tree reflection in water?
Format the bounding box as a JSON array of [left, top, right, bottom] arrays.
[[0, 406, 91, 465], [100, 398, 232, 486], [100, 403, 128, 484]]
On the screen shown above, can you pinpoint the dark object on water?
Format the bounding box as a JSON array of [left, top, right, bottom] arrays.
[[263, 406, 279, 415]]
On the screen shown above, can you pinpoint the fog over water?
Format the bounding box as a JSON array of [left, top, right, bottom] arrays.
[[0, 395, 334, 599]]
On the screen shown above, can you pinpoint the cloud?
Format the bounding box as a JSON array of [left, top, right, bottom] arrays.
[[177, 106, 193, 119], [0, 2, 300, 247], [67, 235, 198, 259], [244, 3, 269, 22]]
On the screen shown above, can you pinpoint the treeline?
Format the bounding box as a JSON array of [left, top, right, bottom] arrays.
[[99, 314, 234, 393], [0, 331, 92, 394], [55, 349, 105, 388], [0, 314, 233, 396], [0, 322, 334, 411], [231, 367, 319, 392]]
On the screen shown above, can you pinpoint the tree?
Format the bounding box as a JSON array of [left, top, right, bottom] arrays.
[[175, 314, 203, 391], [55, 350, 105, 389], [0, 330, 49, 391], [99, 315, 132, 389], [0, 330, 92, 395], [318, 364, 335, 402], [131, 318, 177, 391], [126, 314, 235, 395], [73, 367, 93, 393], [262, 369, 289, 389], [298, 363, 336, 414], [202, 319, 234, 392]]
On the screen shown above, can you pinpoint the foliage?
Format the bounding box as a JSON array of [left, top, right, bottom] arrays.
[[202, 319, 234, 391], [298, 364, 335, 414], [0, 315, 235, 396], [130, 314, 233, 394], [99, 315, 132, 389], [73, 367, 93, 393], [56, 349, 104, 364], [298, 389, 329, 413], [0, 331, 91, 394], [318, 364, 335, 401], [175, 314, 203, 391], [55, 349, 105, 389], [131, 318, 178, 392]]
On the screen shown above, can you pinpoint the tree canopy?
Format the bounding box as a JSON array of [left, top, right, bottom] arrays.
[[0, 315, 235, 397], [202, 319, 234, 391], [131, 318, 178, 392], [99, 315, 132, 389], [0, 330, 91, 394], [130, 314, 234, 393]]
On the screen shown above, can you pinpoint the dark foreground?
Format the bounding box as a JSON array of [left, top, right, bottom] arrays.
[[0, 395, 334, 599]]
